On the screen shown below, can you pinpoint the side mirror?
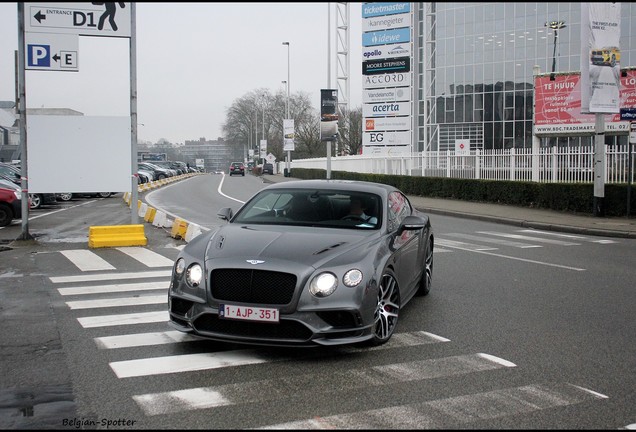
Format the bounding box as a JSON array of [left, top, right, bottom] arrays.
[[217, 207, 233, 221], [396, 215, 428, 235]]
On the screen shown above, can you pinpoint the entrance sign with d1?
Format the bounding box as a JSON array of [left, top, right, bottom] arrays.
[[25, 32, 78, 71], [24, 2, 131, 38]]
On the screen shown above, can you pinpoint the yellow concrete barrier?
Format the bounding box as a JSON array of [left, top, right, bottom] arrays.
[[88, 224, 148, 248], [144, 207, 157, 223], [170, 217, 188, 239]]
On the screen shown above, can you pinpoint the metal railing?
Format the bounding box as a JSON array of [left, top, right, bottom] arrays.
[[286, 145, 634, 184]]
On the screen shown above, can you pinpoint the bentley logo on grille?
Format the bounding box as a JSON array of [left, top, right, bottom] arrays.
[[246, 260, 265, 265]]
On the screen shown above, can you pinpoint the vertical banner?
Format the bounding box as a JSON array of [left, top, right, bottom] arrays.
[[260, 139, 267, 158], [283, 119, 295, 151], [320, 89, 338, 142], [581, 3, 621, 114]]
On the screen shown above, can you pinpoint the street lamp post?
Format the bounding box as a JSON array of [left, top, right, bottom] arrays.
[[282, 41, 290, 176], [545, 20, 566, 80], [281, 80, 288, 116]]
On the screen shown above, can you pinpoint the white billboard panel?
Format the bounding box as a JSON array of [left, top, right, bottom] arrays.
[[364, 117, 411, 132], [363, 101, 411, 117], [362, 12, 411, 32], [283, 119, 295, 151], [362, 42, 411, 61], [363, 130, 412, 146], [363, 72, 411, 89], [27, 115, 131, 193], [363, 145, 411, 156], [363, 87, 410, 103]]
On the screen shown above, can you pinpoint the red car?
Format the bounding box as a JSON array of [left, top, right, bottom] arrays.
[[229, 162, 245, 176], [0, 186, 23, 227]]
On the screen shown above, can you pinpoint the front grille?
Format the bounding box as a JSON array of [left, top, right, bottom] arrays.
[[194, 314, 313, 341], [210, 269, 297, 305]]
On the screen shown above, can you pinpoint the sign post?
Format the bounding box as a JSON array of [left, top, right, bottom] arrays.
[[629, 121, 635, 217]]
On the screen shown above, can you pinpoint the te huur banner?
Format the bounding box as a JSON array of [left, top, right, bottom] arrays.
[[533, 70, 636, 136]]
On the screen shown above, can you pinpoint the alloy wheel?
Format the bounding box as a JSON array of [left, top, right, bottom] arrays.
[[372, 271, 400, 344]]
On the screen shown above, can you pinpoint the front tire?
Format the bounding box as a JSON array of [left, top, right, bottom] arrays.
[[0, 203, 13, 227], [369, 269, 401, 346], [417, 237, 434, 296]]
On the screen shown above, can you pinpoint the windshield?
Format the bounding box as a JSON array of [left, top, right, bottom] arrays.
[[233, 189, 381, 229]]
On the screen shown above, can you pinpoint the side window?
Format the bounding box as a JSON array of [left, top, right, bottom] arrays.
[[387, 191, 412, 232]]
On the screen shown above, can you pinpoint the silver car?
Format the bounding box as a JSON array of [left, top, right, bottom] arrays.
[[168, 179, 434, 347]]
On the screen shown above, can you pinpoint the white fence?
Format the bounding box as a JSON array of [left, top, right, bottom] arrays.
[[287, 145, 635, 184]]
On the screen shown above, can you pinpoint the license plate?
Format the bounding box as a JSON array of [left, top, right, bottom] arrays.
[[219, 304, 279, 323]]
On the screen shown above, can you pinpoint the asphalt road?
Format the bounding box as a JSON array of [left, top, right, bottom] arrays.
[[0, 175, 634, 429]]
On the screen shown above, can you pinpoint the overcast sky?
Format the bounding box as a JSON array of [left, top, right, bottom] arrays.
[[0, 2, 363, 144]]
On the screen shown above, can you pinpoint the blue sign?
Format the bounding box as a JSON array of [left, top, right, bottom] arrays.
[[362, 28, 410, 47], [620, 108, 636, 121], [362, 2, 410, 19], [27, 44, 51, 67]]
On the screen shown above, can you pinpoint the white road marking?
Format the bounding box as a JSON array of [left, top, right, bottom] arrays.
[[59, 250, 116, 271], [115, 246, 175, 267], [436, 239, 498, 251], [77, 311, 167, 328], [258, 383, 607, 429], [133, 353, 514, 416], [518, 229, 617, 244], [439, 245, 586, 271], [477, 231, 580, 246], [445, 233, 542, 248], [66, 294, 166, 310], [57, 280, 167, 296], [49, 270, 171, 284], [94, 331, 201, 349], [111, 350, 277, 378]]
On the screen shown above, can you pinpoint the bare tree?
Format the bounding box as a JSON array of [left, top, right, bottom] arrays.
[[336, 106, 363, 155], [223, 89, 319, 164]]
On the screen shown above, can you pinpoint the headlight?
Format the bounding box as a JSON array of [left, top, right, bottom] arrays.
[[174, 258, 185, 275], [186, 264, 203, 287], [309, 272, 338, 297], [14, 191, 21, 200], [343, 269, 363, 287]]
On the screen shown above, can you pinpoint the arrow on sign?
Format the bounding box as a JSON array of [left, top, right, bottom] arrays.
[[34, 10, 46, 23]]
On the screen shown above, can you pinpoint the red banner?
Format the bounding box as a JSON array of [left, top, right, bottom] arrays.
[[535, 70, 636, 127]]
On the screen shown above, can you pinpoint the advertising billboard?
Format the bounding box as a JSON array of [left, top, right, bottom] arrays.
[[320, 89, 338, 142], [534, 70, 636, 136], [580, 3, 621, 114]]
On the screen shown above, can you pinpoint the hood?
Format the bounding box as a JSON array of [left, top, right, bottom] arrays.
[[205, 224, 376, 269]]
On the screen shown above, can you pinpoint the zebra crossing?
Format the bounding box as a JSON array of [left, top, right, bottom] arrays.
[[48, 229, 617, 427]]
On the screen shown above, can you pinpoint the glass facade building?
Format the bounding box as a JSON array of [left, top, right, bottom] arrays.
[[416, 2, 636, 152]]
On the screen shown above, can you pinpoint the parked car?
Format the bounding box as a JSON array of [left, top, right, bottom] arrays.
[[28, 192, 57, 209], [262, 162, 274, 175], [138, 162, 173, 180], [0, 162, 21, 184], [0, 166, 55, 210], [229, 162, 245, 176], [0, 184, 23, 227], [168, 179, 434, 347], [55, 192, 114, 202]]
